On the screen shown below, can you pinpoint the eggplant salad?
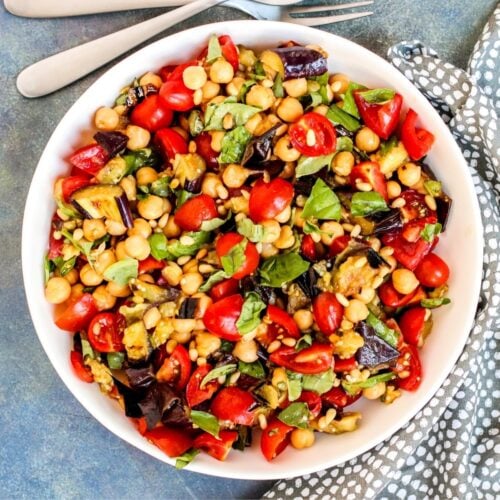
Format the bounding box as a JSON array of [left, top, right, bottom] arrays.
[[44, 35, 452, 465]]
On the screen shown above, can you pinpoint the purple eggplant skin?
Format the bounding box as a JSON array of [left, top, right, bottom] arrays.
[[436, 195, 452, 231], [116, 192, 134, 228], [178, 297, 199, 319], [355, 322, 399, 368], [241, 124, 280, 167], [125, 365, 156, 392], [94, 131, 128, 157], [273, 47, 327, 80]]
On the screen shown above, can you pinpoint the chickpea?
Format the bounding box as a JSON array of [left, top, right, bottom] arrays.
[[355, 127, 380, 153], [94, 107, 119, 131], [292, 208, 306, 229], [106, 281, 130, 298], [201, 81, 220, 101], [277, 97, 303, 123], [398, 162, 421, 187], [222, 164, 249, 188], [275, 205, 291, 224], [120, 175, 137, 201], [290, 428, 315, 450], [114, 241, 128, 262], [363, 381, 386, 400], [80, 263, 103, 287], [105, 219, 127, 236], [82, 219, 107, 242], [313, 104, 329, 116], [64, 268, 79, 285], [226, 77, 245, 96], [124, 234, 151, 261], [125, 125, 151, 151], [260, 219, 281, 243], [209, 59, 234, 84], [282, 78, 308, 98], [245, 85, 275, 110], [70, 283, 85, 301], [332, 151, 355, 176], [329, 73, 350, 95], [92, 285, 117, 311], [386, 180, 402, 199], [180, 272, 203, 296], [345, 299, 369, 323], [143, 307, 161, 330], [320, 221, 344, 246], [94, 249, 117, 275], [274, 136, 301, 162], [136, 167, 158, 186], [233, 339, 259, 363], [45, 277, 71, 304], [274, 225, 295, 249], [245, 113, 263, 134], [293, 309, 314, 331], [196, 332, 221, 358], [210, 130, 225, 152], [163, 216, 181, 238], [139, 71, 163, 88], [392, 269, 419, 295], [201, 172, 228, 199], [182, 65, 207, 90], [260, 243, 279, 258], [137, 195, 168, 220], [128, 218, 152, 239]]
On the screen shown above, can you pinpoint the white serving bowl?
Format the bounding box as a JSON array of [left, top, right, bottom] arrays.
[[22, 21, 483, 480]]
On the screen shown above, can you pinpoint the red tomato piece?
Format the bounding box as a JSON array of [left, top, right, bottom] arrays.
[[216, 233, 259, 280], [199, 35, 239, 71], [193, 430, 238, 461], [382, 231, 433, 271], [322, 386, 361, 409], [159, 79, 194, 112], [155, 128, 188, 161], [138, 256, 165, 274], [312, 292, 344, 335], [87, 312, 125, 353], [48, 226, 63, 260], [159, 60, 198, 82], [260, 417, 293, 461], [349, 161, 388, 201], [55, 293, 97, 332], [328, 235, 351, 257], [130, 94, 174, 132], [333, 356, 357, 373], [266, 305, 300, 339], [156, 344, 192, 390], [353, 91, 403, 140], [211, 387, 256, 425], [399, 307, 426, 347], [195, 132, 219, 169], [401, 109, 435, 160], [61, 176, 91, 203], [414, 253, 450, 288], [70, 351, 93, 383], [300, 234, 320, 261], [298, 391, 322, 418], [144, 426, 193, 458], [248, 178, 294, 223], [174, 194, 218, 232], [394, 344, 422, 391], [203, 294, 244, 341], [270, 343, 334, 374], [379, 281, 426, 308], [186, 364, 220, 408], [289, 112, 337, 157], [69, 143, 109, 176], [209, 278, 239, 302], [130, 417, 148, 435]]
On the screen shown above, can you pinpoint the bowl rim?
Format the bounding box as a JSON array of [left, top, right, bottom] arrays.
[[22, 20, 484, 480]]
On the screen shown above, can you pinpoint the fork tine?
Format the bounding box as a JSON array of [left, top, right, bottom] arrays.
[[290, 1, 373, 15], [290, 10, 373, 27]]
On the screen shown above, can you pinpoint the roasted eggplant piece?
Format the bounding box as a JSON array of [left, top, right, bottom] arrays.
[[295, 267, 320, 298], [241, 124, 280, 167], [178, 297, 199, 319], [172, 153, 206, 193], [261, 47, 327, 80], [94, 131, 128, 157], [373, 209, 403, 236], [355, 322, 399, 368], [130, 278, 180, 304], [366, 249, 388, 269], [70, 184, 133, 227], [125, 365, 156, 392]]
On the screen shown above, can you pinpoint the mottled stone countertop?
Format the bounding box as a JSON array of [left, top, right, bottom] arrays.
[[0, 1, 496, 498]]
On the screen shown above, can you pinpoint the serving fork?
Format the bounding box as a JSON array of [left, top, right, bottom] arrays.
[[16, 0, 374, 98]]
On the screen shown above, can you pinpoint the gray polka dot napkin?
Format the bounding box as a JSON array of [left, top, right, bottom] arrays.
[[264, 6, 499, 499]]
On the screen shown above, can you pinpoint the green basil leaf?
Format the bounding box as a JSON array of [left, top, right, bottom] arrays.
[[424, 180, 442, 197], [366, 312, 399, 348], [123, 148, 160, 175], [326, 104, 361, 132], [421, 223, 442, 243], [221, 238, 247, 277], [60, 228, 93, 261], [199, 270, 229, 293], [148, 233, 168, 260], [260, 253, 310, 288], [277, 402, 310, 429], [204, 97, 261, 130], [253, 60, 266, 77], [350, 192, 390, 217], [188, 110, 204, 137], [238, 360, 266, 379], [379, 135, 399, 156], [200, 213, 231, 232], [103, 258, 138, 286], [201, 364, 237, 388], [238, 80, 256, 102], [219, 126, 252, 164], [286, 371, 303, 402], [206, 35, 222, 63], [175, 189, 193, 208], [53, 256, 77, 276], [302, 179, 341, 221], [421, 297, 451, 309], [149, 231, 210, 261], [81, 338, 95, 360], [175, 449, 200, 470], [295, 334, 313, 352], [358, 88, 396, 104], [342, 372, 395, 395], [236, 292, 266, 334], [336, 136, 353, 153], [303, 220, 322, 235], [190, 410, 220, 437], [296, 153, 334, 178], [220, 339, 234, 353], [342, 81, 365, 118], [44, 255, 54, 284], [272, 73, 284, 98], [236, 217, 265, 243], [302, 369, 335, 395], [107, 352, 125, 370], [150, 176, 171, 197]]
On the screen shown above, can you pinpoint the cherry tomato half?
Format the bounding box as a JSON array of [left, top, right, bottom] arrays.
[[195, 132, 219, 169], [260, 417, 293, 461], [328, 235, 351, 257], [194, 430, 239, 461], [248, 178, 294, 223], [289, 112, 337, 157], [312, 292, 344, 335], [379, 281, 427, 308], [87, 312, 125, 353], [174, 194, 218, 232], [349, 161, 388, 201], [70, 351, 93, 383], [399, 190, 436, 225], [266, 305, 300, 339], [209, 278, 239, 302], [55, 293, 97, 332], [203, 294, 244, 341], [138, 256, 165, 274], [353, 91, 403, 140], [186, 364, 220, 408], [159, 79, 194, 112], [144, 426, 193, 458], [159, 60, 198, 82], [216, 233, 260, 279], [399, 307, 426, 347], [269, 343, 334, 374], [156, 344, 192, 390], [69, 143, 109, 176], [394, 343, 422, 391], [401, 109, 435, 160], [199, 35, 239, 71], [322, 386, 361, 409], [61, 176, 91, 203], [382, 231, 433, 271], [297, 391, 322, 418], [155, 128, 188, 161], [130, 94, 174, 132], [211, 387, 256, 425], [333, 356, 357, 373], [300, 234, 320, 261], [414, 253, 450, 288]]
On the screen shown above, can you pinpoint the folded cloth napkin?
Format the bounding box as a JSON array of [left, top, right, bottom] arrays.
[[264, 6, 499, 499]]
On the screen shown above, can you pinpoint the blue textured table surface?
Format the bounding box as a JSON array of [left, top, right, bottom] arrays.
[[0, 1, 496, 498]]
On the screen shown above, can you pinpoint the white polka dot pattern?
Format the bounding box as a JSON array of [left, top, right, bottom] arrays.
[[264, 6, 499, 499]]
